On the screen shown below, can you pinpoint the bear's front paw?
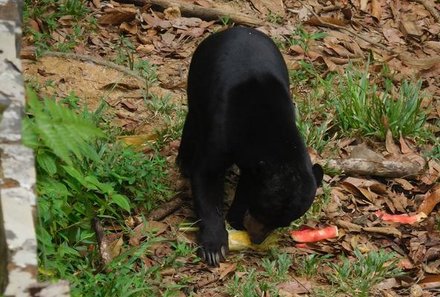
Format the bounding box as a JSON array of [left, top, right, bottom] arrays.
[[198, 227, 228, 267]]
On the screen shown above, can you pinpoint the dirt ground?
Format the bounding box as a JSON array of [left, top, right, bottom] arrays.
[[22, 0, 440, 296]]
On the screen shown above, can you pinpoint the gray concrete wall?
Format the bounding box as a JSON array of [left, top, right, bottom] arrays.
[[0, 1, 70, 296]]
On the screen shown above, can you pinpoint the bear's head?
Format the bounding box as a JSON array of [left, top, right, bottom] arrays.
[[244, 163, 323, 244]]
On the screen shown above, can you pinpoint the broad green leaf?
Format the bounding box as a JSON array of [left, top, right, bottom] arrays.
[[111, 194, 131, 212]]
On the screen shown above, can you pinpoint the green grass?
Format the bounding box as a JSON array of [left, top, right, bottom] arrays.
[[332, 66, 428, 140], [325, 249, 402, 297], [226, 252, 293, 297]]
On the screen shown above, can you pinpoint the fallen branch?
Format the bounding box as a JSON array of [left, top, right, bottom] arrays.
[[147, 194, 185, 221], [323, 158, 423, 178], [134, 0, 264, 26]]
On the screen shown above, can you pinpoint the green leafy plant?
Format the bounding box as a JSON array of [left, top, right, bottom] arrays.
[[24, 90, 174, 295]]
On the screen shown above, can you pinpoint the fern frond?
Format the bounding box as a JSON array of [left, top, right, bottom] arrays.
[[35, 117, 73, 164]]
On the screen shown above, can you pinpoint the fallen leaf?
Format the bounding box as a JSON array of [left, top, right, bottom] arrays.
[[385, 130, 400, 155], [400, 20, 423, 37], [99, 7, 137, 25], [371, 0, 382, 20], [419, 274, 440, 289], [164, 6, 181, 20], [219, 263, 236, 280], [360, 0, 368, 12], [120, 22, 138, 35], [418, 185, 440, 215]]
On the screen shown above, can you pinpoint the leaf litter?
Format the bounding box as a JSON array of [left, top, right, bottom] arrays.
[[22, 0, 440, 295]]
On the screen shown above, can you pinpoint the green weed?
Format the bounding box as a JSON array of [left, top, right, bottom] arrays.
[[261, 252, 292, 281], [286, 26, 327, 52], [296, 253, 331, 278], [325, 249, 402, 297]]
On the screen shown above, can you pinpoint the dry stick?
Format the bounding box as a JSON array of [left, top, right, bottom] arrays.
[[139, 0, 264, 26], [412, 0, 440, 23]]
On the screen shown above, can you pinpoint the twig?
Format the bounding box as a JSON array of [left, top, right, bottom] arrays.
[[412, 0, 440, 23]]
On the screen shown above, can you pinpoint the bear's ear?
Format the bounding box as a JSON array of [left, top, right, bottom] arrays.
[[312, 164, 324, 186]]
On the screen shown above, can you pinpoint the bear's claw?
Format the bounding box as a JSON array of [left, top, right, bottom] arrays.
[[199, 245, 227, 267]]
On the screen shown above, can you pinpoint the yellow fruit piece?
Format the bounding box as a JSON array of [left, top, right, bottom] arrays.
[[228, 230, 278, 251]]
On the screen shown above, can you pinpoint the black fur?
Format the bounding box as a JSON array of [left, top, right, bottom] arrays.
[[177, 27, 323, 266]]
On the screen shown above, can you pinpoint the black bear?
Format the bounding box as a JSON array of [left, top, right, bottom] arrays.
[[177, 27, 323, 266]]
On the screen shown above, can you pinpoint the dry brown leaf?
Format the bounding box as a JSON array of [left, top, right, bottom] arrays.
[[219, 263, 236, 280], [399, 136, 413, 154], [419, 274, 440, 289], [382, 28, 405, 44], [400, 54, 440, 70], [371, 0, 382, 20], [393, 178, 414, 191], [363, 226, 402, 237], [99, 7, 137, 25], [121, 100, 138, 112], [143, 13, 172, 29], [129, 221, 168, 246], [385, 130, 400, 155], [92, 0, 100, 8], [425, 41, 440, 51], [400, 20, 423, 37], [418, 185, 440, 215], [194, 0, 212, 8], [360, 0, 369, 12], [336, 219, 363, 232], [164, 6, 181, 20], [305, 16, 348, 27], [120, 22, 138, 35], [109, 236, 124, 259]]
